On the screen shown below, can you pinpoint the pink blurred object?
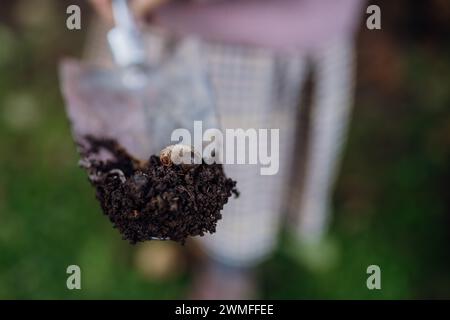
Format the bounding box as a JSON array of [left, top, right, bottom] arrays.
[[156, 0, 364, 51]]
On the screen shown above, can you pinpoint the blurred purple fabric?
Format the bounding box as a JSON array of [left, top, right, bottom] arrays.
[[156, 0, 364, 51]]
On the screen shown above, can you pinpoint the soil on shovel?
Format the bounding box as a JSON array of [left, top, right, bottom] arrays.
[[79, 136, 238, 244]]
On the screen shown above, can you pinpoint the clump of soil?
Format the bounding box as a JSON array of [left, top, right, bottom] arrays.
[[78, 136, 238, 244]]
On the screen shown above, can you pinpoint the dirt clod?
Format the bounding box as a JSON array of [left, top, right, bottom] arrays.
[[79, 136, 238, 244]]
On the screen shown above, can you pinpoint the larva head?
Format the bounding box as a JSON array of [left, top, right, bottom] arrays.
[[159, 144, 202, 166]]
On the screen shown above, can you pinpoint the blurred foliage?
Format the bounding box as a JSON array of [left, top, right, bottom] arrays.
[[0, 0, 449, 299]]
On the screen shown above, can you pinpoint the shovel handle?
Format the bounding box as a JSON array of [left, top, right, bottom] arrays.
[[108, 0, 147, 68], [112, 0, 138, 31]]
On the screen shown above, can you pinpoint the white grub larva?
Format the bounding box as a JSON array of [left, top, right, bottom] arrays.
[[159, 144, 202, 166]]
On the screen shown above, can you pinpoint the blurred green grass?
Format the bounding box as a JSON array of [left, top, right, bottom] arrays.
[[1, 0, 450, 299]]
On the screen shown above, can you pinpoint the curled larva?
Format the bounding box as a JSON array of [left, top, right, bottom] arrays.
[[159, 144, 202, 166]]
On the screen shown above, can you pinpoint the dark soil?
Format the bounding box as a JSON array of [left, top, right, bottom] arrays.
[[78, 136, 238, 244]]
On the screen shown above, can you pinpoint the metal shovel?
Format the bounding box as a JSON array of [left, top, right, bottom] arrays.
[[60, 0, 219, 240]]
